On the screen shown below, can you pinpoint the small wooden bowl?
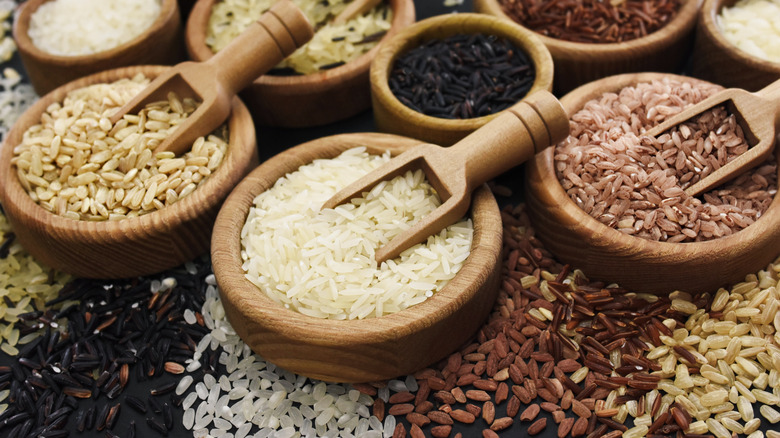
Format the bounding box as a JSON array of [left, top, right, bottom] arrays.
[[690, 0, 780, 91], [211, 133, 502, 382], [370, 13, 553, 146], [13, 0, 184, 96], [0, 65, 258, 279], [473, 0, 699, 94], [185, 0, 416, 128], [525, 72, 780, 295]]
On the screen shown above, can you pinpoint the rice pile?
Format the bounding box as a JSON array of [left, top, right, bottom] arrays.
[[240, 147, 473, 320], [181, 274, 399, 438], [28, 0, 162, 56], [555, 78, 777, 242], [207, 0, 392, 74], [0, 0, 17, 62], [0, 0, 37, 144], [12, 74, 228, 221], [718, 0, 780, 63]]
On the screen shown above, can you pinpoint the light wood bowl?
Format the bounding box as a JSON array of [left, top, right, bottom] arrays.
[[370, 13, 553, 147], [473, 0, 699, 94], [185, 0, 416, 128], [211, 133, 502, 382], [525, 72, 780, 295], [690, 0, 780, 91], [0, 65, 258, 279], [13, 0, 185, 96]]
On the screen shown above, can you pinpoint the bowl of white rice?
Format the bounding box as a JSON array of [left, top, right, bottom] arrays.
[[210, 132, 503, 382], [185, 0, 416, 127], [13, 0, 184, 95], [690, 0, 780, 91]]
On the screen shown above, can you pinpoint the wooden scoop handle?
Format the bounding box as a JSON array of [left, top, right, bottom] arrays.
[[332, 0, 382, 25], [206, 0, 313, 96], [451, 89, 570, 189]]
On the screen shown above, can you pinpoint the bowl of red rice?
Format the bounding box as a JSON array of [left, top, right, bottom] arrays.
[[525, 72, 780, 294]]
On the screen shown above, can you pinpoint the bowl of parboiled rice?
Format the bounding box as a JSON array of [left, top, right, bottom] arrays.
[[0, 65, 258, 278], [525, 72, 780, 295], [185, 0, 416, 127], [210, 132, 503, 383]]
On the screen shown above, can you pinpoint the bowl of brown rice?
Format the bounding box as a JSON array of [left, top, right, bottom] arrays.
[[0, 65, 258, 278], [13, 0, 185, 95], [690, 0, 780, 92], [525, 72, 780, 294], [185, 0, 416, 128], [473, 0, 699, 94], [210, 132, 503, 382]]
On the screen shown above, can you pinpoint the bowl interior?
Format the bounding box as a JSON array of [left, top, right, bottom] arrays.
[[701, 0, 780, 70], [211, 132, 502, 381]]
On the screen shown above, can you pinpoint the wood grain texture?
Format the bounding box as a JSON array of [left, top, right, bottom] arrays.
[[370, 13, 554, 147], [13, 0, 185, 96], [210, 133, 502, 382], [473, 0, 699, 95], [185, 0, 416, 128], [524, 73, 780, 295], [0, 66, 258, 278], [690, 0, 780, 91]]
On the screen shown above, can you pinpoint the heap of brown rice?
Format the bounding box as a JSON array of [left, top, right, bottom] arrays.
[[555, 78, 777, 242], [240, 147, 473, 320]]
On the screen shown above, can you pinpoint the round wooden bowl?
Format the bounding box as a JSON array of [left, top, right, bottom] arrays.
[[13, 0, 184, 96], [525, 72, 780, 295], [370, 13, 554, 147], [0, 65, 258, 279], [211, 132, 502, 382], [185, 0, 416, 128], [473, 0, 699, 95], [690, 0, 780, 91]]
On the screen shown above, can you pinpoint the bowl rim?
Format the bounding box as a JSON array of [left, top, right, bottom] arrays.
[[530, 71, 780, 255], [697, 0, 780, 72], [210, 132, 502, 347], [474, 0, 699, 54], [185, 0, 416, 92], [369, 12, 555, 131], [12, 0, 179, 65], [0, 64, 254, 247]]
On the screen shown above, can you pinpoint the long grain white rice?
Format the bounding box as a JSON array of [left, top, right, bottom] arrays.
[[240, 147, 473, 320], [718, 0, 780, 63]]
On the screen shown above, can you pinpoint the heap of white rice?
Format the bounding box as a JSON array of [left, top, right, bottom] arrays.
[[28, 0, 162, 56], [240, 147, 473, 320], [718, 0, 780, 62]]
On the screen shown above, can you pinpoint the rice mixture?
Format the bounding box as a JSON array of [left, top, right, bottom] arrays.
[[240, 147, 473, 320]]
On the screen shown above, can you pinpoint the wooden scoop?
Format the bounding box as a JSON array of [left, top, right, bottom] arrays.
[[332, 0, 383, 25], [109, 0, 314, 156], [322, 90, 570, 263], [643, 78, 780, 197]]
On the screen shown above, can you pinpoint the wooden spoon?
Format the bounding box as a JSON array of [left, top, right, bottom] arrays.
[[332, 0, 383, 25], [322, 90, 570, 263], [109, 0, 314, 156], [643, 78, 780, 197]]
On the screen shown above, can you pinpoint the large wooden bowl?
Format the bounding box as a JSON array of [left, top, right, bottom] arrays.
[[525, 72, 780, 295], [13, 0, 184, 96], [473, 0, 699, 94], [186, 0, 416, 128], [690, 0, 780, 91], [370, 13, 554, 146], [0, 65, 258, 279], [211, 133, 502, 382]]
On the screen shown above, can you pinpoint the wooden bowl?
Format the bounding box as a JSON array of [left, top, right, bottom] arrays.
[[0, 65, 258, 279], [690, 0, 780, 91], [185, 0, 416, 128], [525, 72, 780, 295], [370, 13, 554, 146], [473, 0, 699, 94], [13, 0, 184, 96], [211, 133, 502, 382]]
